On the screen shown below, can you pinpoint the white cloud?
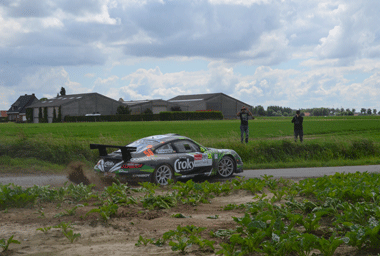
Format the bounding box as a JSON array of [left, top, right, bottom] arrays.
[[2, 0, 380, 111], [95, 75, 119, 85]]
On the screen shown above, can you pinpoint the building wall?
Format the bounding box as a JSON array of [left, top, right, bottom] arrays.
[[206, 96, 222, 112], [204, 95, 252, 119], [33, 108, 39, 123], [221, 95, 239, 119], [62, 94, 123, 119]]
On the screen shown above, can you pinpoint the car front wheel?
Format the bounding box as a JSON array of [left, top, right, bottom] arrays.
[[217, 156, 235, 178], [152, 164, 176, 185]]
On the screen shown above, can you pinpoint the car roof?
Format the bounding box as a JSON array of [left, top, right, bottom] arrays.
[[139, 133, 189, 144]]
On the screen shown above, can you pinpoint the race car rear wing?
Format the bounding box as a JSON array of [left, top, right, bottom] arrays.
[[90, 144, 137, 162]]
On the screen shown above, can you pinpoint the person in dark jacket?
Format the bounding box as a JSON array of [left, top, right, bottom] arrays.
[[291, 110, 303, 142], [237, 106, 254, 143]]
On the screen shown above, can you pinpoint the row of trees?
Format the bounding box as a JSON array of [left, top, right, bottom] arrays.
[[250, 106, 378, 117]]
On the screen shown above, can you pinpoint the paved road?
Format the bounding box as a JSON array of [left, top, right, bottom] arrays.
[[1, 165, 380, 187], [0, 175, 69, 187], [237, 165, 380, 179]]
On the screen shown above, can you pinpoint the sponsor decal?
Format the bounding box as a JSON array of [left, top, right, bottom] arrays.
[[156, 148, 173, 154], [133, 174, 150, 178], [143, 149, 154, 157], [122, 163, 143, 169], [174, 158, 194, 172], [192, 153, 212, 167], [214, 154, 218, 159], [146, 145, 153, 149], [207, 153, 212, 159], [104, 161, 115, 167], [194, 154, 203, 161]]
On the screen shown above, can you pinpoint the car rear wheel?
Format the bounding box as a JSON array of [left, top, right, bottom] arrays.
[[217, 156, 235, 178], [152, 164, 176, 185]]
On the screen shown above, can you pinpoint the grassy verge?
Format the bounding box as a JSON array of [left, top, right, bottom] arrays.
[[0, 118, 379, 174], [0, 155, 67, 175]]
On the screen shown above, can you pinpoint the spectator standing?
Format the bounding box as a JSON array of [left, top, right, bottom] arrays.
[[237, 106, 254, 143], [291, 110, 304, 142]]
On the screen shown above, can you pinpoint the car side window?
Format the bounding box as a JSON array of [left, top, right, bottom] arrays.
[[173, 140, 200, 153], [155, 144, 174, 154]]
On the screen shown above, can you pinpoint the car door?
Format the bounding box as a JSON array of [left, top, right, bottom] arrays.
[[171, 140, 212, 175]]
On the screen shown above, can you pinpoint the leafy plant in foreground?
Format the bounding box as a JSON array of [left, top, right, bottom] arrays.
[[63, 229, 81, 243], [84, 199, 119, 221], [315, 233, 345, 256], [54, 204, 83, 218], [0, 235, 21, 252]]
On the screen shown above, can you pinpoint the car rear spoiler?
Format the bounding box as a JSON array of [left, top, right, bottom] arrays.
[[90, 144, 137, 162]]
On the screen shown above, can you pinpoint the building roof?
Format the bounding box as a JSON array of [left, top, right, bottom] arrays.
[[28, 93, 92, 108], [168, 92, 252, 108], [121, 99, 167, 106], [7, 94, 38, 114], [1, 111, 8, 117], [28, 92, 122, 108], [168, 93, 221, 102]]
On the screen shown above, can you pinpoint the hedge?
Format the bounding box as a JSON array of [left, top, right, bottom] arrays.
[[64, 111, 223, 122]]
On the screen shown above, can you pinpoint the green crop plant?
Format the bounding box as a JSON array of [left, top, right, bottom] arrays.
[[171, 213, 189, 218], [345, 217, 380, 250], [210, 229, 236, 239], [53, 221, 74, 233], [141, 192, 178, 209], [0, 235, 20, 252], [63, 230, 81, 243], [188, 235, 215, 252], [66, 183, 96, 202], [34, 208, 45, 218], [54, 204, 83, 218], [298, 212, 325, 233], [315, 233, 345, 256], [232, 177, 265, 194], [135, 235, 155, 247], [0, 183, 38, 209], [84, 199, 119, 221], [270, 187, 287, 202], [36, 226, 52, 233]]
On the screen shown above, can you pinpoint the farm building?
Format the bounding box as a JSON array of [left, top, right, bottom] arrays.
[[168, 93, 253, 119], [7, 94, 39, 122], [119, 99, 181, 114], [27, 93, 123, 123]]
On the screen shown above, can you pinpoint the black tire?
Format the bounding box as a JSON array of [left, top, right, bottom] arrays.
[[152, 164, 176, 185], [217, 156, 235, 178]]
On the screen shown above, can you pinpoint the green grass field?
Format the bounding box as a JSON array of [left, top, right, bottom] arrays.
[[0, 116, 379, 173]]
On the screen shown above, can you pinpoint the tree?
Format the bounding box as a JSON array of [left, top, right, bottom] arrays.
[[367, 108, 372, 115], [116, 105, 130, 115], [352, 108, 356, 114], [256, 105, 265, 116], [361, 108, 366, 114], [53, 108, 57, 122], [373, 109, 377, 115], [60, 87, 66, 96], [171, 106, 182, 111], [267, 109, 274, 116], [40, 98, 48, 101], [144, 108, 153, 115]]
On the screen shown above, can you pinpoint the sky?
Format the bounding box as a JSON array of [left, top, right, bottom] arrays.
[[1, 0, 380, 111]]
